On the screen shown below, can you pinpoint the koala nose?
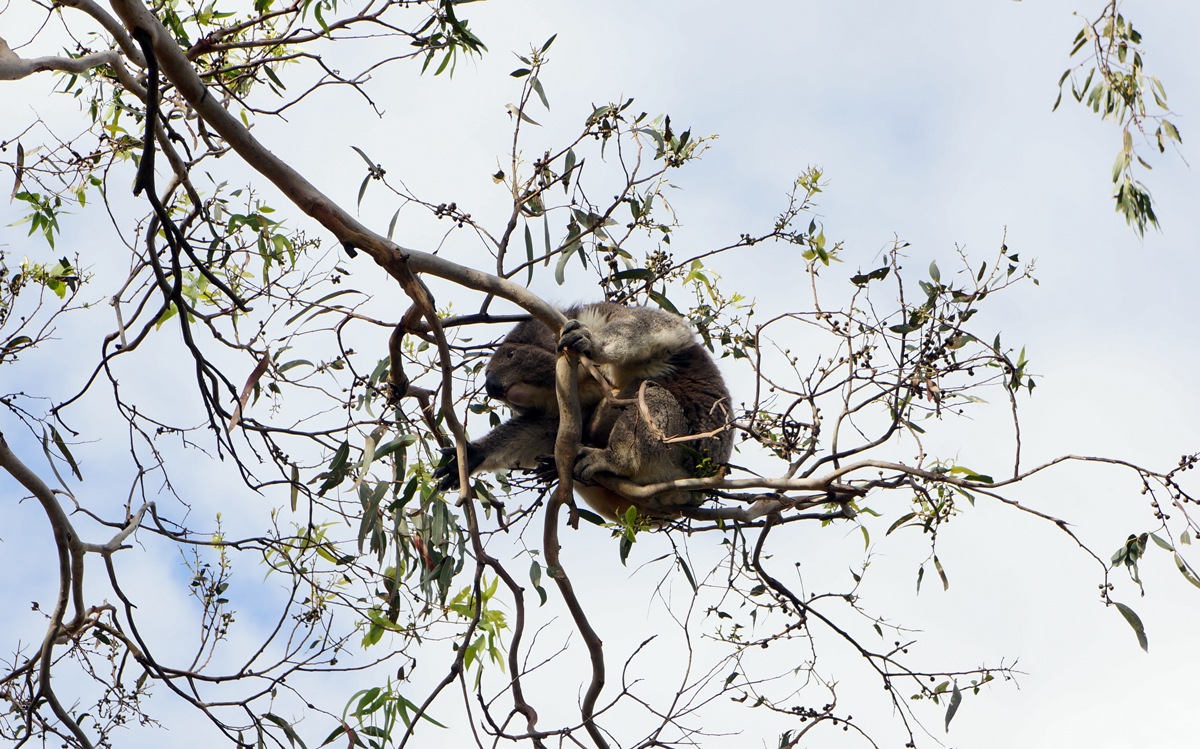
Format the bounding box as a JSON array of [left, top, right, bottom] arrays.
[[485, 375, 507, 401]]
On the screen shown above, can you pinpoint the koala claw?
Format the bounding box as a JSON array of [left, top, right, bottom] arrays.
[[571, 446, 607, 483], [533, 455, 559, 485], [557, 319, 596, 357], [432, 447, 461, 490], [433, 444, 482, 491], [535, 448, 605, 485]]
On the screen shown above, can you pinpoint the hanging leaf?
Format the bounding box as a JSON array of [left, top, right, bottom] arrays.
[[1113, 602, 1149, 652]]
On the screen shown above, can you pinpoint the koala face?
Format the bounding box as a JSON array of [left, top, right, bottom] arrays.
[[484, 336, 558, 413]]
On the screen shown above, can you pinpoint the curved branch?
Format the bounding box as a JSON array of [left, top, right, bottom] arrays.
[[0, 432, 92, 748], [0, 42, 120, 81], [104, 0, 565, 330], [543, 351, 609, 749]]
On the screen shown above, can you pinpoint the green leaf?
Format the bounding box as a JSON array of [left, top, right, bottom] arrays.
[[263, 64, 286, 91], [948, 466, 993, 484], [1, 335, 33, 359], [850, 266, 890, 285], [1173, 553, 1200, 590], [562, 149, 577, 194], [677, 554, 698, 593], [523, 223, 534, 286], [505, 104, 541, 127], [312, 2, 329, 33], [934, 555, 949, 591], [928, 260, 940, 283], [262, 713, 307, 749], [1112, 149, 1126, 183], [610, 268, 654, 282], [50, 425, 82, 481], [278, 359, 314, 373], [434, 49, 453, 76], [372, 434, 416, 462], [575, 508, 605, 525], [1113, 602, 1149, 652], [886, 512, 916, 536], [531, 77, 549, 110], [284, 289, 361, 326], [944, 681, 962, 733], [350, 146, 377, 169], [356, 482, 388, 554], [387, 207, 402, 240], [553, 245, 574, 285], [1149, 533, 1173, 551], [357, 174, 371, 208], [318, 725, 345, 747], [647, 290, 679, 314]]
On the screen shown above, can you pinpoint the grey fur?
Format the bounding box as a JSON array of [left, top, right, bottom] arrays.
[[436, 302, 733, 520]]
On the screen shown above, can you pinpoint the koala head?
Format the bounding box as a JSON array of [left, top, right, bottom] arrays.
[[484, 321, 558, 413]]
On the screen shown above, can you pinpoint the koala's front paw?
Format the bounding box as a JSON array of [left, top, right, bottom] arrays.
[[432, 447, 461, 490], [557, 319, 596, 358], [433, 443, 482, 491], [572, 446, 609, 483], [533, 455, 558, 485]]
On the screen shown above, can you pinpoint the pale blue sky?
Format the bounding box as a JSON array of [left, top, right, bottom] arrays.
[[2, 2, 1198, 747]]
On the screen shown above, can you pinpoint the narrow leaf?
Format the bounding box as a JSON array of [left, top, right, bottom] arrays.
[[944, 681, 962, 732], [1173, 553, 1200, 590], [887, 512, 917, 536], [50, 425, 83, 480], [531, 76, 549, 110], [523, 223, 534, 286], [677, 555, 698, 593], [1113, 602, 1149, 652], [934, 554, 949, 591], [228, 351, 272, 434]]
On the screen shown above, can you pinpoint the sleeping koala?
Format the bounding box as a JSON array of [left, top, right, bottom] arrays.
[[436, 302, 732, 520]]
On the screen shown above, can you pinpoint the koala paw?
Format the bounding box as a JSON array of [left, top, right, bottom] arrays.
[[557, 319, 596, 358], [432, 443, 482, 491], [572, 446, 609, 483], [533, 455, 559, 485]]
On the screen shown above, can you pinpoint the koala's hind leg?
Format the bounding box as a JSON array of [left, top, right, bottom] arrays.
[[574, 383, 693, 502]]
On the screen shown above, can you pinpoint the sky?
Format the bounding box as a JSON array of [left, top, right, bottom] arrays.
[[2, 1, 1200, 748]]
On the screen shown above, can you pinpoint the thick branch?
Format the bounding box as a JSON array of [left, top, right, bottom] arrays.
[[0, 41, 121, 81], [103, 0, 565, 329], [0, 432, 93, 749], [543, 352, 609, 749]]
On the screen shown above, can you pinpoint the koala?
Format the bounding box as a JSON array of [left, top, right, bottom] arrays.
[[435, 302, 732, 521]]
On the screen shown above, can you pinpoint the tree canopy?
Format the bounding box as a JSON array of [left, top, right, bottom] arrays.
[[1, 2, 1197, 748]]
